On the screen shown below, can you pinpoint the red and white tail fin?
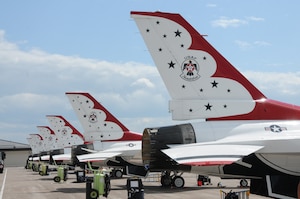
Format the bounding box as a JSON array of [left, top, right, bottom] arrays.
[[27, 134, 44, 154], [131, 11, 300, 121], [36, 126, 59, 151], [46, 115, 85, 148], [65, 92, 141, 142]]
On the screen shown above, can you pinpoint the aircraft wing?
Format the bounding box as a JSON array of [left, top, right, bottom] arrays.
[[40, 155, 50, 161], [52, 153, 71, 161], [32, 156, 40, 161], [77, 152, 122, 162], [81, 147, 98, 153], [77, 141, 141, 162], [162, 144, 263, 166]]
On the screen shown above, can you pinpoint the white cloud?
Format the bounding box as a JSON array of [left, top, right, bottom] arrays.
[[0, 93, 65, 114], [212, 15, 264, 28], [212, 17, 248, 28], [244, 71, 300, 97], [235, 40, 252, 49], [247, 16, 265, 21], [254, 41, 271, 46], [131, 78, 155, 88], [0, 30, 170, 143], [206, 3, 217, 7], [235, 40, 271, 49]]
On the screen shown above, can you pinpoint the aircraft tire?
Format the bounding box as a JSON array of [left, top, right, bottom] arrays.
[[114, 170, 123, 178], [53, 176, 61, 183], [161, 175, 172, 187], [172, 176, 185, 188], [240, 179, 248, 187], [104, 175, 111, 197], [89, 189, 99, 199]]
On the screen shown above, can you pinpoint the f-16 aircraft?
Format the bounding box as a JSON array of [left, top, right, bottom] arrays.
[[35, 118, 85, 163], [26, 134, 43, 170], [26, 131, 58, 172], [35, 126, 59, 162], [131, 11, 300, 198], [27, 133, 46, 161], [27, 116, 85, 164], [66, 92, 144, 177], [46, 115, 85, 163], [27, 134, 41, 155]]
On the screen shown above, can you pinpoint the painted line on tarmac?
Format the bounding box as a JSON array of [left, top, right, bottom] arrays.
[[0, 168, 7, 199]]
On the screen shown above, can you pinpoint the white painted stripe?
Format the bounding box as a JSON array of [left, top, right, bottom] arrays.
[[0, 168, 7, 199]]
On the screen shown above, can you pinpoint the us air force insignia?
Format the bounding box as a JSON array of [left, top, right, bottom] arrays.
[[265, 125, 287, 133], [89, 112, 97, 123], [128, 143, 135, 147], [180, 56, 200, 81]]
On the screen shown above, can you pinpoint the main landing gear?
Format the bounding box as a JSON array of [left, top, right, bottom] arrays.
[[111, 169, 123, 178], [239, 179, 248, 187], [160, 171, 185, 188]]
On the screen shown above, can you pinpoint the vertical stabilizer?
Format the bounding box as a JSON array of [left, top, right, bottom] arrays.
[[46, 115, 85, 148], [131, 11, 300, 121], [66, 92, 141, 142], [27, 134, 44, 154], [36, 126, 58, 151]]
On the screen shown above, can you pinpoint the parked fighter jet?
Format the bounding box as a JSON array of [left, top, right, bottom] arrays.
[[66, 92, 145, 177], [131, 11, 300, 198], [27, 133, 46, 161], [46, 115, 85, 163], [36, 126, 60, 161], [27, 117, 85, 165], [26, 132, 55, 172]]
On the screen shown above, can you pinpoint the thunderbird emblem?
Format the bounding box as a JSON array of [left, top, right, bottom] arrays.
[[180, 56, 200, 81], [89, 112, 97, 123]]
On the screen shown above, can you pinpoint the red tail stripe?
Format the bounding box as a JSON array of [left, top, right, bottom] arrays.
[[66, 92, 130, 132], [46, 115, 85, 141]]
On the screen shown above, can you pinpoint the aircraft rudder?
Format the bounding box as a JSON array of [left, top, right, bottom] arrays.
[[131, 11, 265, 100], [131, 11, 272, 120], [66, 92, 133, 141]]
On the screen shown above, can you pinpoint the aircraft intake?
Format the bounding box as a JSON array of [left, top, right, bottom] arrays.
[[71, 144, 90, 167], [142, 123, 196, 171]]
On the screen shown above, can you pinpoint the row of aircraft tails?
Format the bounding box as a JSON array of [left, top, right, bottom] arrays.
[[26, 92, 144, 178], [25, 11, 300, 199]]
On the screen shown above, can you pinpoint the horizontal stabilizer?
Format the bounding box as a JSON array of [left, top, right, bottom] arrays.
[[81, 147, 98, 153], [40, 155, 50, 161], [32, 156, 40, 161], [162, 144, 263, 166], [77, 152, 122, 162], [52, 153, 71, 161]]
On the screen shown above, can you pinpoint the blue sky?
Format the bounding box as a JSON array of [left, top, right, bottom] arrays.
[[1, 0, 300, 144]]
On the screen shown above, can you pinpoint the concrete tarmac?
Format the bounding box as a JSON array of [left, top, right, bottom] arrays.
[[0, 167, 271, 199]]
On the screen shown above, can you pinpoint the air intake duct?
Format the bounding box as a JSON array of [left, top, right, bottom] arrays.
[[142, 123, 196, 171]]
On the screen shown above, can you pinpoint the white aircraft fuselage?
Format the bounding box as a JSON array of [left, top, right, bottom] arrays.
[[190, 120, 300, 176]]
